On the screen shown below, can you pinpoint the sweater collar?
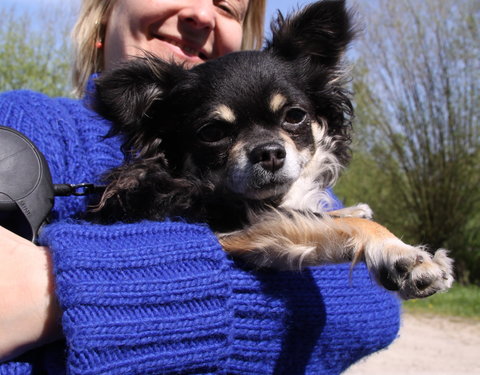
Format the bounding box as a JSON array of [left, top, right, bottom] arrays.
[[82, 73, 100, 106]]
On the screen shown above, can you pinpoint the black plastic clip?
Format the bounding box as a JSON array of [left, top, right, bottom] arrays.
[[53, 183, 106, 197]]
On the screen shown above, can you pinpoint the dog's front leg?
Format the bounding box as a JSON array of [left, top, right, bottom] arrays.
[[218, 210, 454, 299]]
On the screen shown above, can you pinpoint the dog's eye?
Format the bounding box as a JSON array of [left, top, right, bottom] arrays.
[[197, 122, 229, 143], [284, 108, 307, 125]]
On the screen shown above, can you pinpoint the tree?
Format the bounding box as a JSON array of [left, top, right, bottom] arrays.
[[336, 0, 480, 283], [0, 4, 76, 97]]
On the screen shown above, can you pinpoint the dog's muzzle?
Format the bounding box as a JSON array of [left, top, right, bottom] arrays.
[[248, 142, 286, 173], [225, 140, 303, 200]]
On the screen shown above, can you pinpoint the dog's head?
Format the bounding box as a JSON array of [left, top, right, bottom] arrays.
[[94, 0, 355, 216]]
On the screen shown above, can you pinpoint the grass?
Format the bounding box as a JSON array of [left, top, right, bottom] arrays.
[[403, 284, 480, 320]]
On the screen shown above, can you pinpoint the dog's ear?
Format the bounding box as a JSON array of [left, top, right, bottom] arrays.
[[93, 56, 188, 155], [266, 1, 356, 168], [266, 0, 355, 68]]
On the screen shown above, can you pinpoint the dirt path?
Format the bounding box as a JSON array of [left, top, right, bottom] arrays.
[[343, 313, 480, 375]]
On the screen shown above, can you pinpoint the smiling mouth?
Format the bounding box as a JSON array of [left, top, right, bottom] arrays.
[[155, 35, 209, 60]]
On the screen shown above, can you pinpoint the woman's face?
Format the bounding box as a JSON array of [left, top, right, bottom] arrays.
[[103, 0, 249, 70]]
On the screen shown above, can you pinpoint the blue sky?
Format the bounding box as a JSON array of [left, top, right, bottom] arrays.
[[265, 0, 316, 36], [266, 0, 316, 21]]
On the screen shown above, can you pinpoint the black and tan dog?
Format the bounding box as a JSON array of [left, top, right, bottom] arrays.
[[92, 0, 453, 299]]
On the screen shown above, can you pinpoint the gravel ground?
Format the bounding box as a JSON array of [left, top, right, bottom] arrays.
[[343, 313, 480, 375]]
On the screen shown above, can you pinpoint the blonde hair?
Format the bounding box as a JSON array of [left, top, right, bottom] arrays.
[[72, 0, 267, 97]]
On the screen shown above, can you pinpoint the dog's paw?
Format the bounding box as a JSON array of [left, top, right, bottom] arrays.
[[332, 203, 374, 219], [366, 240, 454, 299], [350, 203, 374, 219]]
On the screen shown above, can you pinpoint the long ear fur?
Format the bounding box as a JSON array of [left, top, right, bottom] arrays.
[[93, 56, 188, 157], [91, 156, 207, 224], [266, 0, 356, 67]]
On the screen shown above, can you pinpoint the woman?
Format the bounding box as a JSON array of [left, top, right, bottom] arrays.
[[0, 1, 400, 374]]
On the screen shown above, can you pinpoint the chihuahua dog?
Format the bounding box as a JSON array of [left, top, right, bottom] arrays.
[[92, 0, 453, 299]]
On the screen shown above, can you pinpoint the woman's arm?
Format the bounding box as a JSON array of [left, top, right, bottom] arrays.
[[32, 219, 400, 374], [0, 226, 62, 362]]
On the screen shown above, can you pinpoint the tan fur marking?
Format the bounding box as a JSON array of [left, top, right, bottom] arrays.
[[270, 93, 287, 113], [212, 104, 236, 123], [279, 129, 313, 162], [279, 130, 298, 148], [229, 139, 247, 159], [310, 120, 324, 143]]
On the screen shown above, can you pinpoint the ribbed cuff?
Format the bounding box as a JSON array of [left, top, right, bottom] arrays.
[[0, 362, 32, 375], [40, 220, 233, 375]]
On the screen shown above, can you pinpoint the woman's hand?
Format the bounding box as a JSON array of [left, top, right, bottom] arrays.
[[0, 226, 62, 362]]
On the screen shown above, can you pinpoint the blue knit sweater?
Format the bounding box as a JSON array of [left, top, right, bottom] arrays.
[[0, 88, 400, 375]]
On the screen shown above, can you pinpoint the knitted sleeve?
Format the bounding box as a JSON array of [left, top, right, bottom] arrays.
[[34, 219, 400, 375]]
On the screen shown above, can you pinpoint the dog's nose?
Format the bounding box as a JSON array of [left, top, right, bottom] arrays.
[[249, 142, 286, 172]]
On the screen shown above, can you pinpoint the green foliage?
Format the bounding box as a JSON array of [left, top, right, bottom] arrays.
[[338, 0, 480, 283], [0, 6, 75, 97], [335, 151, 416, 244], [403, 284, 480, 319]]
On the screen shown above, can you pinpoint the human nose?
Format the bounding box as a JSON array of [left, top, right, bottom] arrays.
[[178, 0, 216, 31]]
